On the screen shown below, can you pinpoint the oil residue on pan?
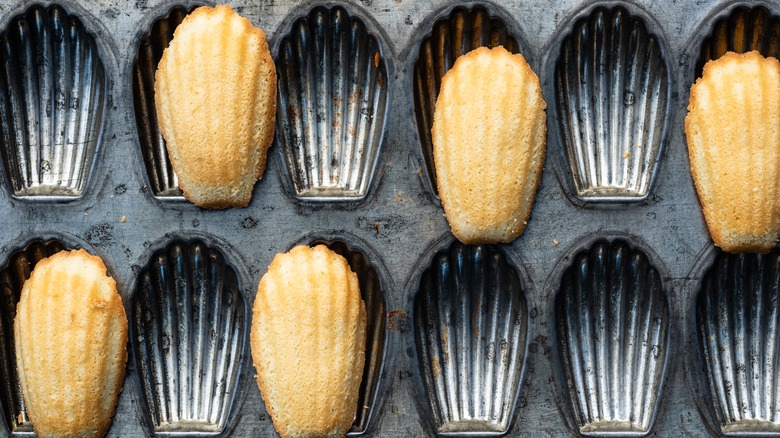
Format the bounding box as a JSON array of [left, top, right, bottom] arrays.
[[0, 0, 770, 436]]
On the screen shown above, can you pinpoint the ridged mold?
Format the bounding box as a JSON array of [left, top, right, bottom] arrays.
[[276, 6, 389, 201], [131, 239, 248, 436], [555, 239, 669, 435], [694, 6, 780, 79], [553, 7, 670, 203], [309, 239, 387, 434], [0, 239, 66, 435], [412, 6, 519, 198], [696, 249, 780, 435], [0, 4, 106, 198], [132, 5, 197, 198], [413, 241, 528, 435]]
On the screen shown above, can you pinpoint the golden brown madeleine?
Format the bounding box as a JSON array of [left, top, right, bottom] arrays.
[[432, 46, 547, 244], [154, 5, 276, 209], [686, 51, 780, 252], [251, 245, 366, 438], [14, 249, 128, 438]]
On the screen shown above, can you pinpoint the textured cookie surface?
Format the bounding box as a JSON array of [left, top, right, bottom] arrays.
[[155, 5, 276, 209], [251, 245, 366, 438], [14, 249, 128, 438], [432, 46, 547, 244], [686, 50, 780, 253]]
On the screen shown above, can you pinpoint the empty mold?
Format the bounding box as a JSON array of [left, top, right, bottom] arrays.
[[412, 6, 519, 198], [308, 238, 387, 434], [694, 6, 780, 79], [696, 249, 780, 435], [0, 239, 66, 434], [130, 239, 248, 436], [413, 241, 528, 435], [276, 6, 389, 201], [132, 5, 196, 198], [555, 239, 669, 435], [553, 7, 670, 203], [0, 4, 106, 199]]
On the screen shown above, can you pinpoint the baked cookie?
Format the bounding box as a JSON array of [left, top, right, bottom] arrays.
[[15, 249, 127, 438], [155, 5, 276, 209], [686, 50, 780, 252], [432, 46, 547, 244], [251, 245, 366, 438]]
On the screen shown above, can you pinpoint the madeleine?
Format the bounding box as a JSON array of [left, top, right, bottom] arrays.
[[432, 46, 547, 244], [15, 249, 127, 438]]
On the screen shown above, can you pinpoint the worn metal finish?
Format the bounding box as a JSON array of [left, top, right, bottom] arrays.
[[130, 238, 249, 436], [695, 249, 780, 436], [413, 242, 528, 436], [552, 6, 670, 204], [555, 238, 670, 436], [276, 5, 389, 201], [0, 4, 106, 199], [0, 0, 766, 436]]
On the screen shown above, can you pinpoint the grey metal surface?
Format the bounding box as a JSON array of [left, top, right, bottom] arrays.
[[551, 6, 670, 204], [0, 0, 767, 436]]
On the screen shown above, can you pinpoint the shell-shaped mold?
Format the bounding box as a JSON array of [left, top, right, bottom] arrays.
[[132, 6, 196, 198], [694, 6, 780, 79], [0, 239, 65, 434], [0, 4, 106, 198], [553, 7, 670, 203], [276, 6, 389, 201], [413, 6, 519, 198], [309, 239, 386, 434], [413, 241, 528, 435], [131, 239, 248, 436], [555, 239, 669, 435], [696, 249, 780, 435]]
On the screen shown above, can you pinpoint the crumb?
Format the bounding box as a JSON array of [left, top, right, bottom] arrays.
[[418, 169, 423, 176], [392, 190, 405, 202], [623, 152, 630, 158], [121, 216, 127, 223], [374, 52, 380, 68], [553, 240, 559, 246]]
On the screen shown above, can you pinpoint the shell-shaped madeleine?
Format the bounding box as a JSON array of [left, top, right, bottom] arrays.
[[413, 6, 519, 197], [0, 240, 65, 434], [154, 5, 276, 209], [14, 249, 127, 438], [276, 6, 389, 201], [131, 239, 248, 435], [694, 6, 780, 79], [310, 239, 386, 434], [0, 4, 106, 198], [132, 5, 196, 198], [432, 46, 546, 244], [685, 51, 780, 253], [413, 242, 528, 435], [555, 239, 669, 436], [554, 7, 669, 202], [251, 245, 367, 438], [696, 248, 780, 435]]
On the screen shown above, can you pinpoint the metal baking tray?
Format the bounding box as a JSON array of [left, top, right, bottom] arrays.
[[0, 0, 774, 436]]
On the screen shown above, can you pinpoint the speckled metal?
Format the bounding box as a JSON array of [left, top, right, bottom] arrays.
[[0, 0, 763, 436]]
